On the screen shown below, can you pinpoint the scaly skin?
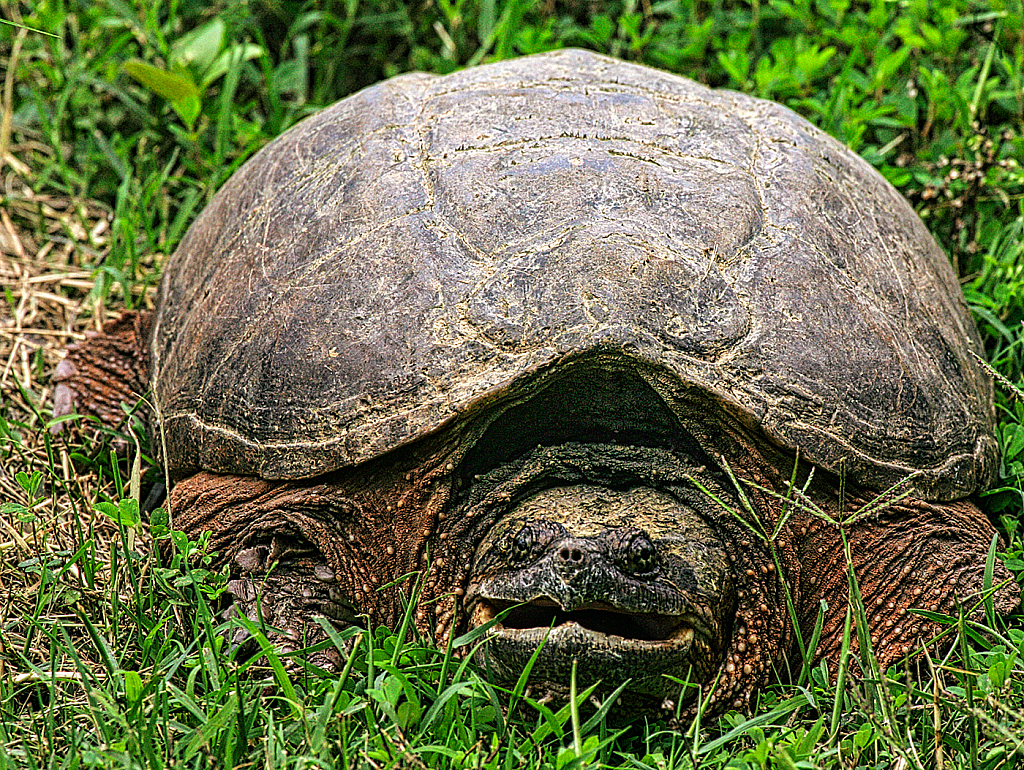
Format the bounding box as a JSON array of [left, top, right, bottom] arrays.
[[52, 311, 152, 432]]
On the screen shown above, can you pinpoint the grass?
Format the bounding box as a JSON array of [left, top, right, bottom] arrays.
[[2, 0, 1024, 767]]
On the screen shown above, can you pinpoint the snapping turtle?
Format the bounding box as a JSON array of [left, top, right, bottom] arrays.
[[55, 49, 1018, 714]]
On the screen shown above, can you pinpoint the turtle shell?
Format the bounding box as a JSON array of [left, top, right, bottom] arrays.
[[150, 48, 996, 499]]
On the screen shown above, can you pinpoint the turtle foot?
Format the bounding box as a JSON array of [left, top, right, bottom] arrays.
[[224, 535, 360, 673], [804, 496, 1020, 670]]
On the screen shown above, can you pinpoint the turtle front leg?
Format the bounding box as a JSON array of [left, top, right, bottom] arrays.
[[52, 311, 153, 432], [226, 536, 357, 670], [168, 472, 385, 671], [796, 496, 1019, 668]]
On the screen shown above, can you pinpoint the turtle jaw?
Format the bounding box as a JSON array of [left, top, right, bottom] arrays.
[[467, 594, 711, 699], [449, 447, 738, 703]]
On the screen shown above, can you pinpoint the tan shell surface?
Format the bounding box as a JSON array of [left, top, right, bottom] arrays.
[[150, 49, 996, 499]]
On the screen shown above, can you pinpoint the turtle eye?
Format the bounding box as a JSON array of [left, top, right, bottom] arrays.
[[508, 522, 553, 565], [620, 533, 658, 576]]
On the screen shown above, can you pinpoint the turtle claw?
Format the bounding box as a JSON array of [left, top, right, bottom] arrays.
[[314, 564, 336, 583], [51, 359, 79, 428], [230, 625, 253, 646], [234, 546, 267, 573], [226, 577, 257, 603]]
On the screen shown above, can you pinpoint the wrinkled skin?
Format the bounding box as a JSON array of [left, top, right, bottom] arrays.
[[55, 336, 1018, 716]]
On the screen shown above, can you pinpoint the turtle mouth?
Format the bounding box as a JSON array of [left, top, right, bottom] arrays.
[[477, 598, 693, 644], [467, 595, 705, 699]]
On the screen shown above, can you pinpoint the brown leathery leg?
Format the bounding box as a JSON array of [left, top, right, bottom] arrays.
[[703, 416, 1018, 685], [794, 496, 1019, 669], [168, 472, 374, 669], [164, 444, 458, 669], [52, 311, 153, 432]]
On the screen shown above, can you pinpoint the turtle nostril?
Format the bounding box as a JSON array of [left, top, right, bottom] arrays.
[[558, 546, 584, 563]]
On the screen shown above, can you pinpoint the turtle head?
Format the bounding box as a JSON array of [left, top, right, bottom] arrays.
[[464, 477, 736, 706]]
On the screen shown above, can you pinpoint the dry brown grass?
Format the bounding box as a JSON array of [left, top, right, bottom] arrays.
[[0, 141, 156, 695]]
